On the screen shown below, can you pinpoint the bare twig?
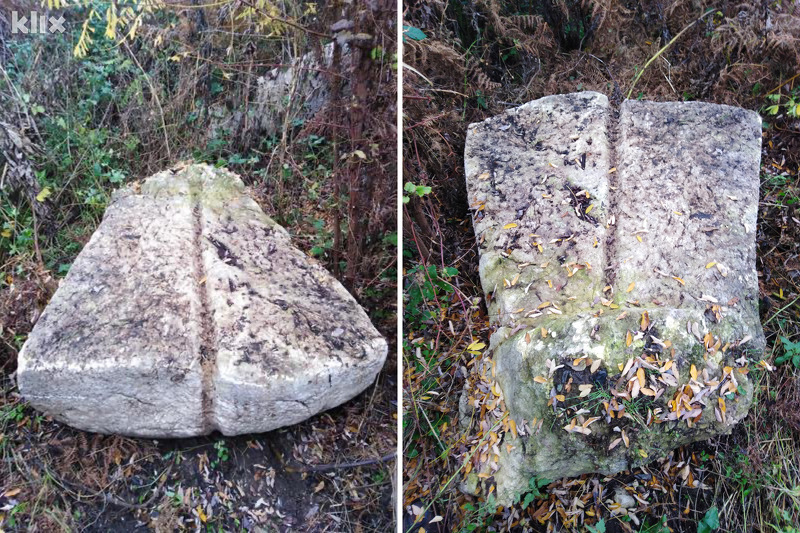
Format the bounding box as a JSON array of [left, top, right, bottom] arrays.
[[286, 451, 396, 473], [627, 9, 716, 99], [123, 41, 171, 162]]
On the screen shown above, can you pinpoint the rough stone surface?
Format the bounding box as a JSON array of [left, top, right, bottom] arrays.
[[255, 43, 348, 136], [17, 164, 387, 437], [464, 92, 764, 503]]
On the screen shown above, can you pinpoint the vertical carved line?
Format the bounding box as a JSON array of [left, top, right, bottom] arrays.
[[603, 104, 621, 288], [191, 185, 216, 433]]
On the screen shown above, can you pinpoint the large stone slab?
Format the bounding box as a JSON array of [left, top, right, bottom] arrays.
[[464, 93, 764, 503], [17, 164, 387, 437]]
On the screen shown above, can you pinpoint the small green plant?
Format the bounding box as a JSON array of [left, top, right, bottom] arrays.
[[515, 475, 551, 509], [403, 182, 432, 204], [211, 440, 230, 468], [698, 507, 720, 533], [775, 337, 800, 369], [0, 403, 26, 424], [764, 92, 800, 118], [461, 493, 497, 532], [404, 264, 457, 322], [586, 518, 606, 533]]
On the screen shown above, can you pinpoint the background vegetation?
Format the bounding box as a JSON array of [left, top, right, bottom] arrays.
[[0, 0, 396, 530], [402, 0, 800, 531]]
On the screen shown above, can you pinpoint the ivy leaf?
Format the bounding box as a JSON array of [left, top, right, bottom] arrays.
[[402, 25, 427, 42], [698, 507, 720, 533]]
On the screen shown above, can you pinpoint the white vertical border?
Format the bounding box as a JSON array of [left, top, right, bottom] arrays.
[[396, 0, 404, 528]]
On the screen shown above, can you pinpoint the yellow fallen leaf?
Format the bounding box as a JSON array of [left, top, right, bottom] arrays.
[[585, 204, 594, 214], [672, 276, 685, 285], [636, 235, 642, 242], [477, 172, 490, 180], [197, 506, 207, 523], [1, 229, 11, 238], [533, 376, 547, 384], [537, 301, 551, 309], [36, 187, 52, 202], [626, 330, 633, 347], [467, 341, 486, 351], [690, 364, 698, 381], [503, 222, 518, 229], [640, 311, 650, 331], [637, 367, 645, 388], [555, 394, 566, 402], [706, 261, 717, 269]]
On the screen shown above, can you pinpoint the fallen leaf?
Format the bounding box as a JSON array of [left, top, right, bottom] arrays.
[[36, 187, 52, 202], [503, 222, 518, 229], [626, 282, 635, 293]]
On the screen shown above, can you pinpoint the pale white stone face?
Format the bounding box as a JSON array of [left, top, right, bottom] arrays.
[[17, 164, 387, 437], [464, 93, 765, 504]]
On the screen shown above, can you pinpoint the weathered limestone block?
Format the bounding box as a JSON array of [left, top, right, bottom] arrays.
[[255, 43, 347, 136], [17, 164, 387, 437], [464, 92, 764, 503]]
